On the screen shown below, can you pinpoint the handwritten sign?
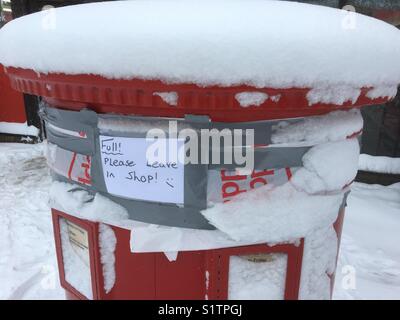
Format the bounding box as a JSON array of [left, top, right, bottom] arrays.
[[99, 136, 185, 204]]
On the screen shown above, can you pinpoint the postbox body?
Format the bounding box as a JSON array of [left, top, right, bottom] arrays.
[[0, 66, 26, 125], [2, 66, 388, 300], [52, 209, 310, 300]]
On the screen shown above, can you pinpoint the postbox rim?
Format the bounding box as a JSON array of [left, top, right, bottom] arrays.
[[4, 66, 393, 122]]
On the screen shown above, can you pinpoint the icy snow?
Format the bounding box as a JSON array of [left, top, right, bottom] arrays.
[[0, 143, 399, 299], [291, 139, 360, 193], [50, 181, 129, 224], [228, 253, 287, 300], [201, 116, 360, 297], [334, 183, 400, 300], [0, 121, 39, 136], [163, 251, 179, 262], [270, 94, 281, 103], [358, 154, 400, 175], [271, 109, 364, 145], [49, 180, 258, 257], [202, 183, 344, 243], [235, 92, 268, 107], [153, 92, 178, 106], [1, 1, 400, 94], [59, 218, 93, 299], [202, 137, 359, 242], [0, 143, 64, 299], [366, 85, 398, 100], [300, 225, 338, 299], [130, 220, 266, 253], [306, 86, 361, 106], [99, 224, 117, 294]]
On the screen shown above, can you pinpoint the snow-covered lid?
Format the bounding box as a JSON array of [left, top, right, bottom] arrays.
[[1, 0, 400, 88], [0, 0, 399, 120]]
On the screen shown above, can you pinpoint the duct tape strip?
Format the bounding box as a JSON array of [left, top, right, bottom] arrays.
[[52, 172, 213, 229], [41, 104, 310, 169], [40, 104, 97, 155], [41, 103, 311, 229]]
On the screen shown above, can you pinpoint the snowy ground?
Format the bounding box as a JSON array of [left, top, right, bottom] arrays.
[[0, 143, 64, 299], [333, 182, 400, 299], [0, 142, 399, 300]]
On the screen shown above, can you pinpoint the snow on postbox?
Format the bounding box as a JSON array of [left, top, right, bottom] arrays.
[[1, 1, 400, 300]]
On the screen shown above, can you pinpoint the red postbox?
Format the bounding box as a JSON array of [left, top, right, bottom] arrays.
[[1, 1, 399, 300], [3, 67, 389, 300], [0, 65, 26, 124]]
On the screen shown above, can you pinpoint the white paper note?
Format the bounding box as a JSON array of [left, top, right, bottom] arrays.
[[99, 136, 185, 204]]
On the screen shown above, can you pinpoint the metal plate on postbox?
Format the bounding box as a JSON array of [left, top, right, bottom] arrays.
[[66, 220, 90, 268]]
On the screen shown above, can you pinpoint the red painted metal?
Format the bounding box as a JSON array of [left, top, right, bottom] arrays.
[[4, 67, 391, 122], [0, 66, 26, 124], [371, 9, 400, 26], [52, 210, 101, 300], [65, 290, 80, 300], [329, 206, 347, 298], [52, 209, 304, 300], [334, 207, 346, 248]]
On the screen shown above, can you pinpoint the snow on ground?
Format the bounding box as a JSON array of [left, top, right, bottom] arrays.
[[0, 143, 64, 299], [334, 182, 400, 300], [358, 154, 400, 175], [0, 142, 399, 299]]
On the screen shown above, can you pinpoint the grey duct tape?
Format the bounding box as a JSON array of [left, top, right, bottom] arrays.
[[53, 171, 350, 231], [40, 104, 98, 155], [42, 105, 310, 169], [208, 146, 311, 170], [41, 104, 314, 229], [52, 172, 213, 229]]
